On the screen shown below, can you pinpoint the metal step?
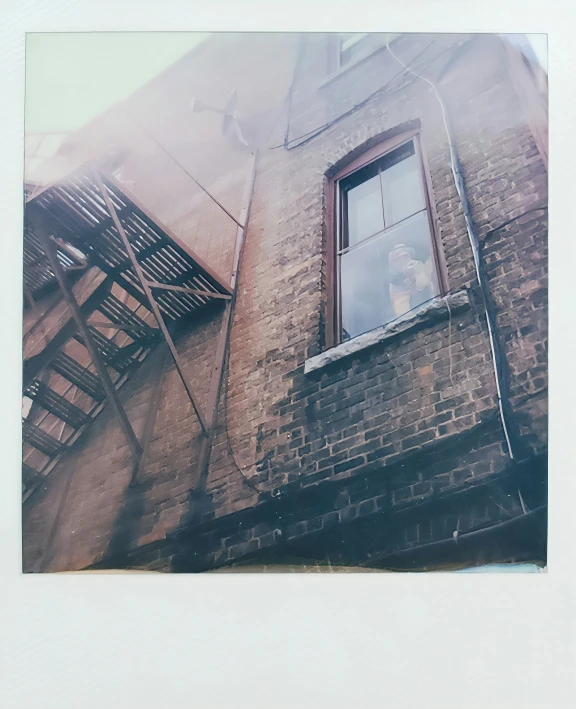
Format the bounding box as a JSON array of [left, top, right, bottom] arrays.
[[97, 293, 159, 343], [25, 380, 92, 429], [22, 421, 65, 457], [74, 327, 142, 372], [22, 462, 44, 489], [50, 352, 106, 402]]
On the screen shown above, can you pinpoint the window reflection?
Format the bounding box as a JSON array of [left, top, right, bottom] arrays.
[[339, 34, 370, 68], [339, 140, 439, 341], [380, 153, 425, 226], [346, 174, 384, 247]]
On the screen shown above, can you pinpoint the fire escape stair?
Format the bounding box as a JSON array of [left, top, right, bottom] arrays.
[[22, 320, 157, 460], [23, 166, 233, 499], [72, 328, 142, 373], [24, 380, 93, 429], [49, 352, 107, 403], [22, 421, 67, 458]]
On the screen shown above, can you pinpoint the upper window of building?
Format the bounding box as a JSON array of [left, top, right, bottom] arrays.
[[327, 134, 444, 344], [338, 34, 371, 68], [332, 33, 401, 73]]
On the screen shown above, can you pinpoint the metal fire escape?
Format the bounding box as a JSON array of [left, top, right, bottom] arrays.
[[23, 155, 255, 503]]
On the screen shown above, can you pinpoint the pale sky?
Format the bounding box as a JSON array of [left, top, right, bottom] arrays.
[[24, 31, 546, 171], [25, 32, 208, 135], [527, 34, 548, 72], [26, 32, 547, 137]]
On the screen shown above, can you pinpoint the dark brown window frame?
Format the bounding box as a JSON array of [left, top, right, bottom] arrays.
[[324, 129, 448, 349]]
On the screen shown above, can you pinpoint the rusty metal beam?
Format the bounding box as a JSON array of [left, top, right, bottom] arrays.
[[23, 284, 51, 346], [195, 151, 258, 489], [33, 220, 143, 463], [131, 345, 169, 485], [93, 171, 208, 435], [25, 268, 108, 360], [23, 276, 114, 388], [24, 236, 86, 271], [146, 281, 231, 300], [52, 237, 88, 268], [100, 171, 233, 295]]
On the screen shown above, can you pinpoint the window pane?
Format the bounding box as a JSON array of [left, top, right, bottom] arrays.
[[340, 33, 367, 51], [340, 211, 438, 340], [345, 174, 385, 247], [380, 151, 425, 227], [339, 33, 370, 66]]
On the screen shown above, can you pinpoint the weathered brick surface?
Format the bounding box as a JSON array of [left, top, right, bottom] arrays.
[[23, 33, 547, 572], [91, 424, 546, 573]]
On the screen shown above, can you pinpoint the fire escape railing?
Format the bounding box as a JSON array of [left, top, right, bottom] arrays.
[[23, 154, 256, 506]]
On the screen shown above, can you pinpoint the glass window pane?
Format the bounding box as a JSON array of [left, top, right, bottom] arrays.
[[340, 211, 438, 340], [339, 33, 370, 66], [345, 174, 385, 247], [340, 33, 367, 51], [380, 152, 425, 227]]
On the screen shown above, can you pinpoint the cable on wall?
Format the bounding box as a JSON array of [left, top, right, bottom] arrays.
[[224, 38, 546, 491], [222, 285, 476, 498], [221, 342, 274, 500], [385, 37, 525, 461], [480, 206, 548, 248], [445, 296, 455, 390], [267, 38, 442, 151]]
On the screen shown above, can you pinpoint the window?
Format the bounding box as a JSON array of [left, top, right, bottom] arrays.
[[326, 133, 445, 345], [331, 33, 401, 73], [338, 34, 371, 68]]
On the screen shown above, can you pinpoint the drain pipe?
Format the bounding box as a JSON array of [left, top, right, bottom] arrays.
[[193, 150, 259, 494], [386, 39, 523, 460]]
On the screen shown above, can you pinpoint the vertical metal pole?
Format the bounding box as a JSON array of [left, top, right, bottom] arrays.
[[93, 171, 208, 435], [195, 151, 258, 489], [23, 284, 53, 349], [130, 345, 169, 485], [35, 224, 142, 462]]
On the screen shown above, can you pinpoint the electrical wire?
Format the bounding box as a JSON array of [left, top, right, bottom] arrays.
[[267, 39, 441, 151], [386, 37, 521, 461], [221, 343, 273, 500], [275, 50, 428, 149], [514, 387, 548, 407], [480, 206, 548, 248], [221, 285, 470, 499], [445, 295, 455, 390], [219, 282, 539, 511], [212, 40, 546, 515], [276, 33, 307, 149], [279, 38, 482, 152]]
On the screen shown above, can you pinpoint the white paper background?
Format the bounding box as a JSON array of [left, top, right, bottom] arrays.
[[1, 1, 574, 707]]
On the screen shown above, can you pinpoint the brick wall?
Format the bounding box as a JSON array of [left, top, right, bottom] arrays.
[[23, 33, 548, 572], [24, 308, 224, 571]]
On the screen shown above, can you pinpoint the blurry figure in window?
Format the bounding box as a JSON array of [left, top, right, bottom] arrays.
[[388, 243, 433, 317]]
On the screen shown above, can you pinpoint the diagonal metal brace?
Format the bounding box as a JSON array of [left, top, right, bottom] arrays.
[[34, 224, 143, 463], [146, 281, 231, 300], [93, 171, 208, 435]]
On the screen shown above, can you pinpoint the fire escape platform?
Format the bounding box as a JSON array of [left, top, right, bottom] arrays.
[[27, 169, 231, 316], [23, 165, 233, 500]]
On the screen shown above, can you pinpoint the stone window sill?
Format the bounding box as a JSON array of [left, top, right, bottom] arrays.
[[304, 290, 470, 375]]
